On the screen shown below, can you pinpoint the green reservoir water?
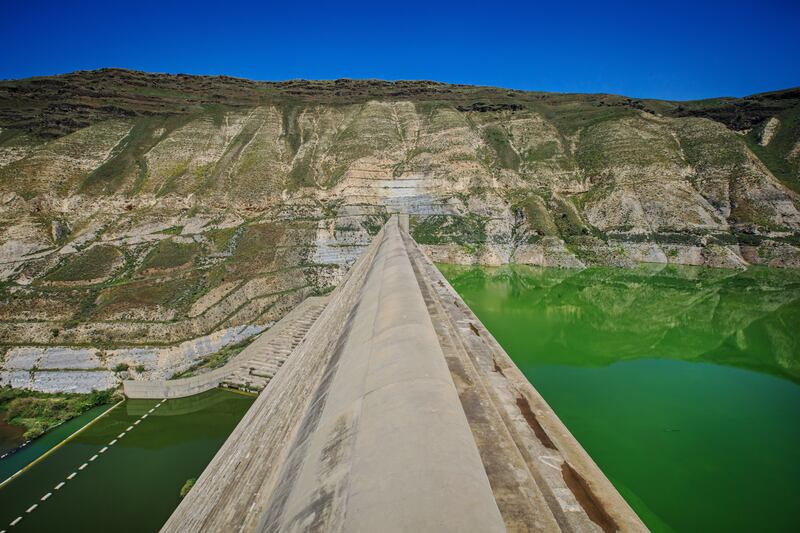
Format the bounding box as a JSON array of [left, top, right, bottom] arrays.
[[0, 413, 27, 456], [439, 263, 800, 533], [0, 404, 111, 484], [0, 388, 252, 532]]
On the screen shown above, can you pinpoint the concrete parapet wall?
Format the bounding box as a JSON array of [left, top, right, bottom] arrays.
[[122, 371, 219, 399]]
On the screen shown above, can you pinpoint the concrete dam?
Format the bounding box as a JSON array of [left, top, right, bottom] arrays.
[[127, 216, 646, 532]]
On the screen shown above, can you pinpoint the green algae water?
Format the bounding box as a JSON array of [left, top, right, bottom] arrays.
[[0, 403, 112, 484], [0, 388, 252, 532], [439, 263, 800, 533], [0, 412, 27, 456]]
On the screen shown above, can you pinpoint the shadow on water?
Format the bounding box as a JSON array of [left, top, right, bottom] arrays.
[[0, 412, 26, 455], [439, 263, 800, 533]]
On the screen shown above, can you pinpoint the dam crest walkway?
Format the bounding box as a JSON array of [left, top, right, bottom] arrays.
[[160, 216, 647, 533]]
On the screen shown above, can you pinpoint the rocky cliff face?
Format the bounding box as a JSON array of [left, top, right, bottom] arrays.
[[1, 69, 798, 388]]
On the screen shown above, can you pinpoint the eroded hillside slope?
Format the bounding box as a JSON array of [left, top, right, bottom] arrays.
[[1, 69, 799, 390]]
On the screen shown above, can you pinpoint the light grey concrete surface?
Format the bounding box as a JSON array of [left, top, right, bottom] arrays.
[[258, 217, 505, 533], [0, 369, 117, 393], [161, 222, 389, 532], [162, 217, 649, 533]]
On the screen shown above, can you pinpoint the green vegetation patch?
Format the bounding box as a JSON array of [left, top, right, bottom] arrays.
[[483, 125, 520, 170], [228, 222, 285, 275], [280, 104, 303, 155], [411, 214, 487, 245], [728, 174, 781, 230], [95, 275, 203, 316], [157, 159, 200, 197], [44, 245, 122, 282], [744, 107, 800, 193], [141, 239, 198, 271], [541, 101, 636, 135], [511, 190, 592, 239], [286, 154, 316, 189], [522, 141, 559, 163], [676, 118, 747, 169], [577, 116, 682, 174], [206, 226, 238, 252], [170, 337, 254, 379], [0, 127, 29, 147], [81, 115, 194, 194], [360, 214, 390, 236], [514, 194, 559, 236], [179, 478, 197, 498], [552, 195, 591, 236], [159, 226, 184, 236], [0, 388, 117, 440]]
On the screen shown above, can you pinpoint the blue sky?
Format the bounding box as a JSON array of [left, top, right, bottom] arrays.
[[2, 0, 798, 100]]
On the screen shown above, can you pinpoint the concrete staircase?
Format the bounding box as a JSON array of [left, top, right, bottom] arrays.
[[220, 299, 326, 392], [123, 296, 327, 399]]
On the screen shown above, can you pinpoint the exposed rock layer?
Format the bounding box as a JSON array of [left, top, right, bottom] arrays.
[[1, 70, 799, 383]]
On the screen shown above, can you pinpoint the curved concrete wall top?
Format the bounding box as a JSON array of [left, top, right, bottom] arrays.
[[259, 217, 505, 532], [163, 217, 505, 533]]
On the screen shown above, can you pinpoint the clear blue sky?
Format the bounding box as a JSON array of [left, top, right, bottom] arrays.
[[2, 0, 798, 100]]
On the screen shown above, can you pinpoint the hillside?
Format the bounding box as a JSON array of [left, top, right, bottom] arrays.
[[1, 69, 799, 390]]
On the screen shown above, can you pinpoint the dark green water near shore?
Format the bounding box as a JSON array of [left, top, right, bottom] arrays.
[[0, 412, 27, 455], [0, 404, 111, 483], [439, 263, 800, 533], [0, 389, 252, 532]]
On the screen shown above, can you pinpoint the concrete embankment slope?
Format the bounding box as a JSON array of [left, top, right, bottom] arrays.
[[122, 297, 327, 398], [163, 217, 647, 533]]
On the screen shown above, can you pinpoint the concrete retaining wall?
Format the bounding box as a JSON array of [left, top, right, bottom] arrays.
[[122, 368, 223, 399]]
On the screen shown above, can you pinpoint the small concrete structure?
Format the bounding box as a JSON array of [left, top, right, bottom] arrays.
[[398, 210, 410, 232], [162, 217, 647, 532]]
